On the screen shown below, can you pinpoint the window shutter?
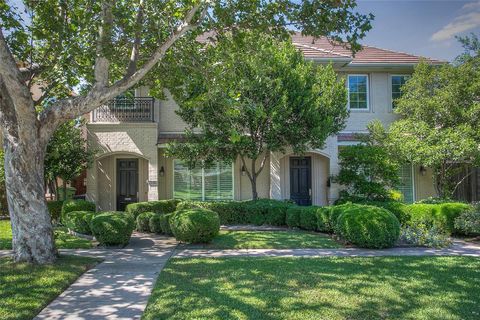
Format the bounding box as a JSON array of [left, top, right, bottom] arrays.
[[174, 160, 233, 201], [173, 160, 202, 200]]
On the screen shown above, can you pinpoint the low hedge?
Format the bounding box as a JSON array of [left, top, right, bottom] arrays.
[[47, 200, 64, 223], [177, 199, 293, 226], [286, 206, 302, 228], [159, 213, 174, 236], [136, 212, 157, 232], [90, 211, 135, 246], [64, 210, 95, 235], [406, 202, 472, 234], [61, 199, 96, 223], [125, 199, 179, 220], [170, 208, 220, 243], [149, 214, 163, 234], [335, 205, 400, 248], [315, 207, 331, 233], [286, 206, 331, 232], [357, 201, 410, 225]]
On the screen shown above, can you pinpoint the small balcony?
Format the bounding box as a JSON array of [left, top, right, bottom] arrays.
[[92, 97, 155, 122]]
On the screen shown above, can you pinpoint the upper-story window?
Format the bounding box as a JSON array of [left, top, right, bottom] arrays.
[[391, 75, 410, 109], [347, 75, 369, 110]]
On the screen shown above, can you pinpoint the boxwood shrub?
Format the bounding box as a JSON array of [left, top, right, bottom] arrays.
[[328, 203, 365, 232], [358, 201, 410, 225], [47, 200, 64, 224], [64, 210, 95, 235], [170, 208, 220, 243], [159, 213, 174, 236], [177, 199, 293, 226], [61, 199, 96, 223], [125, 199, 179, 220], [299, 207, 319, 231], [136, 212, 157, 232], [335, 205, 400, 248], [406, 202, 472, 234], [149, 214, 163, 234], [90, 211, 135, 246], [286, 206, 301, 228], [316, 206, 331, 233]]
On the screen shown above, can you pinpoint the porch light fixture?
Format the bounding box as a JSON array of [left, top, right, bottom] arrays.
[[159, 166, 165, 177], [241, 165, 246, 176], [419, 165, 427, 176]]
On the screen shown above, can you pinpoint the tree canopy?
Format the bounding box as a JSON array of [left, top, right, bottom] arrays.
[[0, 0, 372, 263], [44, 119, 95, 199], [165, 30, 349, 199], [368, 34, 480, 199]]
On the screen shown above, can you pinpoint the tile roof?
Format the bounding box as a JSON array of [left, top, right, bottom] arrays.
[[198, 31, 444, 66], [290, 32, 444, 65]]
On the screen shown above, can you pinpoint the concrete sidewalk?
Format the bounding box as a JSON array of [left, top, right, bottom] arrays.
[[174, 240, 480, 258], [34, 232, 177, 320]]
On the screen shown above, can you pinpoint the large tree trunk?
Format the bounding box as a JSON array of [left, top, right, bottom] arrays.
[[4, 139, 56, 264]]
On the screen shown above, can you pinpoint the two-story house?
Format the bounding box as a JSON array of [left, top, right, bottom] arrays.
[[85, 32, 446, 211]]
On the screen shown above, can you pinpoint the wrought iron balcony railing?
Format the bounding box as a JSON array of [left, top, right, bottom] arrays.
[[92, 97, 155, 122]]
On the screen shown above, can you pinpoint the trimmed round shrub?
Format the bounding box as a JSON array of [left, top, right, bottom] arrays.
[[125, 200, 179, 220], [136, 212, 157, 232], [47, 200, 64, 224], [61, 199, 96, 223], [335, 205, 400, 248], [149, 214, 163, 234], [170, 209, 220, 243], [329, 203, 364, 230], [160, 213, 174, 236], [358, 201, 410, 225], [64, 210, 95, 234], [286, 206, 301, 228], [90, 211, 135, 246]]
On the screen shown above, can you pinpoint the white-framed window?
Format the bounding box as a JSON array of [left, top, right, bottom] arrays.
[[398, 164, 415, 203], [347, 74, 369, 110], [391, 75, 410, 109], [173, 160, 234, 201]]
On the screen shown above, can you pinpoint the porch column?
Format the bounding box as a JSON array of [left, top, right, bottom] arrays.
[[147, 154, 158, 201], [270, 152, 282, 200]]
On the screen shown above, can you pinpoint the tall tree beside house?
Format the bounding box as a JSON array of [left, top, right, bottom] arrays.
[[164, 31, 349, 200], [334, 144, 401, 202], [367, 35, 480, 199], [44, 119, 95, 200], [0, 0, 372, 264]]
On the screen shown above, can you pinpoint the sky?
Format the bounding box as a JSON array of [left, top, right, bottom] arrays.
[[355, 0, 480, 61]]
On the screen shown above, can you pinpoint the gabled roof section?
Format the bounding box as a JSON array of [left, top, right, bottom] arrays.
[[291, 32, 444, 65]]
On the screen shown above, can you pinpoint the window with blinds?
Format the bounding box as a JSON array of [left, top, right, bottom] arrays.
[[398, 164, 414, 203], [173, 160, 233, 201]]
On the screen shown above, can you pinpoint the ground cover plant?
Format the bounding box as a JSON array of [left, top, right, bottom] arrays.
[[0, 220, 92, 250], [183, 230, 341, 249], [143, 256, 480, 320], [0, 255, 98, 320]]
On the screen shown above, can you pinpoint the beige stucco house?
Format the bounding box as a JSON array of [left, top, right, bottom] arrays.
[[86, 33, 447, 211]]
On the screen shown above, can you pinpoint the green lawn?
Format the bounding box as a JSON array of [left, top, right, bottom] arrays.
[[143, 256, 480, 320], [0, 255, 98, 320], [0, 220, 93, 250], [183, 230, 342, 249]]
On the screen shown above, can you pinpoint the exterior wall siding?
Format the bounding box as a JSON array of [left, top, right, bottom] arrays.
[[86, 72, 441, 206], [86, 122, 158, 210]]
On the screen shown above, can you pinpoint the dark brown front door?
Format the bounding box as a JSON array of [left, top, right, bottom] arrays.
[[117, 159, 139, 211], [290, 157, 312, 206]]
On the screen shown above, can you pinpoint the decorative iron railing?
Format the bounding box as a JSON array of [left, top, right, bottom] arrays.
[[92, 97, 155, 122]]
